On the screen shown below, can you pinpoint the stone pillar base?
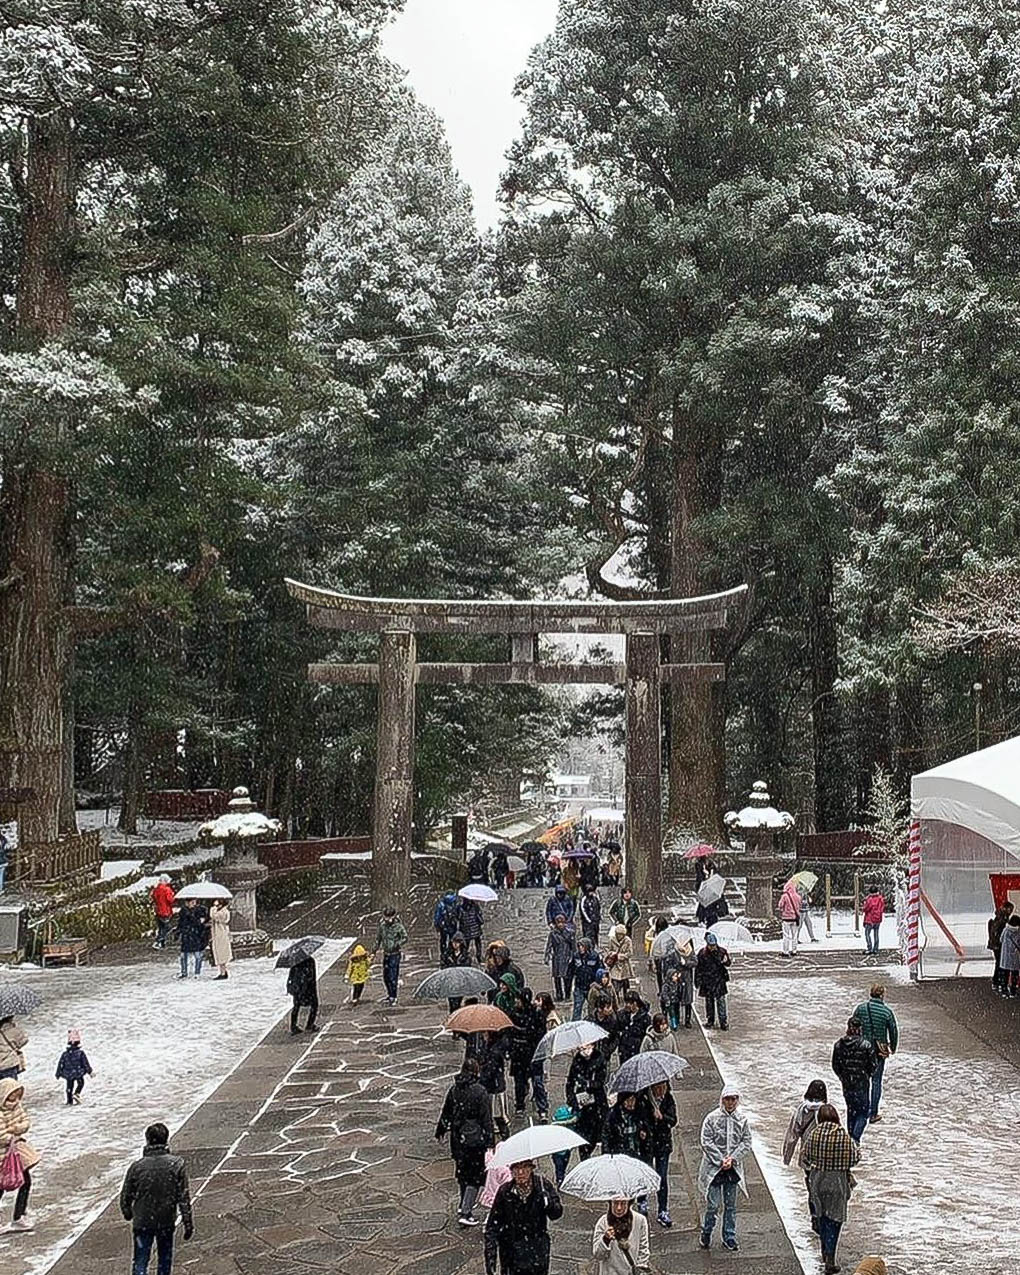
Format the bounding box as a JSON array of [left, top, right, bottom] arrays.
[[228, 929, 273, 959]]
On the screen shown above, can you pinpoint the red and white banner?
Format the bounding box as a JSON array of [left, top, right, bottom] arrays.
[[906, 820, 922, 968]]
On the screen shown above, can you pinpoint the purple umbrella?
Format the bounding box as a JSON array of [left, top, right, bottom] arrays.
[[561, 846, 595, 860]]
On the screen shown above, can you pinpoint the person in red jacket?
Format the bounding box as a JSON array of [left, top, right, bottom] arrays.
[[151, 875, 176, 950], [862, 885, 885, 955]]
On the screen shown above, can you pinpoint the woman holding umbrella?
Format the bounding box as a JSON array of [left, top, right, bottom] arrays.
[[278, 937, 325, 1034], [591, 1198, 651, 1273], [442, 932, 473, 1011]]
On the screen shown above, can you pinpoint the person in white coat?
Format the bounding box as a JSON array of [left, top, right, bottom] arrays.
[[592, 1198, 650, 1273], [698, 1083, 752, 1252], [209, 899, 233, 980]]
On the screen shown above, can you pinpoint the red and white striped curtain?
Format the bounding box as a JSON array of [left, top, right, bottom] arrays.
[[906, 819, 922, 969]]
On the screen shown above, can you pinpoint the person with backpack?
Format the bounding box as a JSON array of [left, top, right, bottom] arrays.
[[435, 1057, 495, 1228], [55, 1029, 93, 1105], [831, 1019, 877, 1143], [433, 891, 460, 963], [853, 983, 899, 1123]]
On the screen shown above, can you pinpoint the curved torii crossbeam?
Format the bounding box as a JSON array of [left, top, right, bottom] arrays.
[[286, 578, 749, 905]]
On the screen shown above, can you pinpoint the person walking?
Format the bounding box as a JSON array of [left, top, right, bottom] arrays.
[[545, 884, 575, 929], [798, 884, 820, 943], [1000, 913, 1020, 997], [479, 1029, 511, 1141], [373, 906, 408, 1005], [609, 888, 640, 938], [778, 879, 802, 957], [55, 1029, 93, 1105], [646, 1079, 678, 1229], [483, 1158, 563, 1275], [565, 1042, 609, 1161], [640, 1012, 679, 1055], [988, 902, 1015, 993], [457, 895, 485, 962], [607, 924, 634, 999], [485, 941, 525, 1004], [176, 899, 208, 979], [435, 1056, 495, 1227], [0, 1078, 40, 1233], [344, 943, 371, 1005], [509, 987, 546, 1119], [287, 954, 319, 1034], [831, 1019, 877, 1143], [544, 914, 576, 1003], [617, 991, 650, 1065], [208, 898, 232, 980], [862, 884, 886, 956], [491, 846, 509, 890], [660, 937, 695, 1030], [801, 1104, 860, 1275], [150, 875, 175, 950], [782, 1079, 828, 1224], [603, 1091, 652, 1164], [119, 1121, 193, 1275], [433, 891, 460, 963], [698, 1084, 751, 1252], [591, 1197, 651, 1272], [571, 938, 602, 1021], [467, 849, 491, 886], [0, 1017, 27, 1081], [694, 934, 731, 1030], [853, 983, 898, 1123], [578, 882, 602, 946]]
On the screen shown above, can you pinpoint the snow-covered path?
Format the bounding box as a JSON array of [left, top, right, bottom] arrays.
[[0, 940, 351, 1274], [709, 965, 1016, 1275]]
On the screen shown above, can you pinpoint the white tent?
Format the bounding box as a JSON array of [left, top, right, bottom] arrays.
[[911, 737, 1020, 975]]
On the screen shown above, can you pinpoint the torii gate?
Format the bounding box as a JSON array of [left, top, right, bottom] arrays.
[[286, 579, 748, 906]]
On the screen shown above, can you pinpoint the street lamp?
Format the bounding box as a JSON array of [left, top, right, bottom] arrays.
[[724, 780, 796, 938]]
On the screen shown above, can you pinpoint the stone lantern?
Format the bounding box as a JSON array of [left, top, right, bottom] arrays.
[[724, 780, 796, 938], [199, 786, 280, 957]]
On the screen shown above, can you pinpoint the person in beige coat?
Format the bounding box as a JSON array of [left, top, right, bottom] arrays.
[[209, 900, 233, 980], [0, 1018, 27, 1080], [607, 925, 635, 997], [0, 1078, 40, 1232], [592, 1199, 650, 1273]]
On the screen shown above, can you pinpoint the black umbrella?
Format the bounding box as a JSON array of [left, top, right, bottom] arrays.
[[413, 967, 496, 1000], [0, 985, 41, 1018], [518, 841, 546, 856], [275, 936, 327, 969]]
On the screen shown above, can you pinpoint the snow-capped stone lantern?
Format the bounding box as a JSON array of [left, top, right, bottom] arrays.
[[724, 780, 796, 937], [199, 786, 280, 957]]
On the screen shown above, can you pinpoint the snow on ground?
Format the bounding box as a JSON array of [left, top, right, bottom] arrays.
[[76, 809, 203, 848], [98, 860, 143, 882], [749, 910, 901, 954], [708, 965, 1017, 1275], [0, 939, 352, 1274]]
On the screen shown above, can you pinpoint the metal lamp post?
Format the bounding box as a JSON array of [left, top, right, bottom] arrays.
[[199, 786, 280, 957], [724, 780, 796, 938]]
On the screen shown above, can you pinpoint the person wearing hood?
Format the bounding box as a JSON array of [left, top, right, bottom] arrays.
[[544, 914, 576, 1002], [0, 1077, 40, 1232], [485, 942, 524, 1005], [591, 1197, 651, 1273], [660, 937, 695, 1030], [578, 882, 602, 946], [484, 1157, 562, 1275], [0, 1016, 27, 1081], [571, 938, 602, 1021], [587, 968, 618, 1020], [801, 1104, 860, 1275], [607, 924, 634, 999], [344, 943, 371, 1005], [434, 891, 460, 962], [617, 991, 650, 1064], [495, 971, 522, 1016], [119, 1121, 192, 1273], [694, 934, 731, 1030], [150, 875, 176, 950], [640, 1012, 679, 1056], [778, 880, 803, 956], [456, 895, 485, 961], [698, 1084, 752, 1252], [373, 907, 408, 1005], [566, 1042, 608, 1160], [831, 1018, 877, 1142], [545, 884, 575, 929], [782, 1079, 828, 1223], [435, 1057, 495, 1227], [55, 1029, 93, 1105], [609, 888, 640, 937]]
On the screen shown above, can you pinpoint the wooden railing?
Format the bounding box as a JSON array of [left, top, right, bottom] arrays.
[[258, 835, 371, 875], [14, 830, 103, 884]]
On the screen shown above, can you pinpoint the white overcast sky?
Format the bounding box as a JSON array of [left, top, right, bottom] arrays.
[[382, 0, 558, 230]]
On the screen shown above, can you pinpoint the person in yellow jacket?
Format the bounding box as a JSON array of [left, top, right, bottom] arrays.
[[345, 944, 371, 1004]]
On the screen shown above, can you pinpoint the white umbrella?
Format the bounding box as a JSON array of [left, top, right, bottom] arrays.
[[175, 881, 232, 900], [458, 883, 498, 902], [697, 874, 727, 906], [532, 1019, 608, 1062], [506, 855, 527, 872], [650, 924, 697, 960], [560, 1153, 661, 1202], [707, 919, 755, 948], [490, 1123, 587, 1168]]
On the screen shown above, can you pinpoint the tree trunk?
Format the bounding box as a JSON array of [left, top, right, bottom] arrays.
[[667, 402, 724, 839], [808, 555, 848, 831], [0, 110, 75, 851], [118, 712, 142, 835]]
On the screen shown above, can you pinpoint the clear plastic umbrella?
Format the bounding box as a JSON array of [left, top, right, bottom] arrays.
[[490, 1123, 587, 1168], [608, 1049, 689, 1095], [707, 919, 755, 948], [458, 884, 498, 902], [506, 855, 527, 873], [696, 874, 727, 906], [0, 985, 41, 1018], [532, 1019, 608, 1062], [413, 967, 496, 1000], [176, 881, 233, 900], [650, 924, 697, 960], [560, 1153, 661, 1201]]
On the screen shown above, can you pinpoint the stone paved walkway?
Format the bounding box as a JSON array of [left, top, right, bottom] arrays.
[[50, 883, 801, 1275]]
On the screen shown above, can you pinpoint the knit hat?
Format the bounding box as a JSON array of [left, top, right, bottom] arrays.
[[67, 1028, 81, 1044], [613, 924, 626, 940], [705, 932, 718, 945]]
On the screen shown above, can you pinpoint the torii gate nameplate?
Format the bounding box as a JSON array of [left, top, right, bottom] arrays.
[[286, 579, 747, 906]]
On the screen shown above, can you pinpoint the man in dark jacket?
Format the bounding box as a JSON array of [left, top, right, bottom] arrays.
[[287, 955, 318, 1033], [479, 1029, 511, 1139], [176, 900, 208, 979], [694, 934, 731, 1029], [457, 897, 485, 961], [119, 1122, 192, 1275], [545, 884, 575, 929], [484, 1158, 563, 1275], [436, 1058, 494, 1226], [467, 849, 491, 885], [570, 937, 601, 1021], [485, 942, 525, 1005], [578, 883, 601, 945], [593, 999, 622, 1065], [617, 991, 651, 1064], [832, 1017, 878, 1143]]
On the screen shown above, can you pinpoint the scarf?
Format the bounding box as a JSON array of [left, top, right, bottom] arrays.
[[803, 1121, 858, 1172], [606, 1203, 633, 1241]]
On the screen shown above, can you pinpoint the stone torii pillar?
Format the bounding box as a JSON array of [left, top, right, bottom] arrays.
[[625, 632, 662, 903], [372, 629, 416, 906]]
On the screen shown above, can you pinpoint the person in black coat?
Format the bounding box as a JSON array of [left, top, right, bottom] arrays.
[[467, 850, 490, 885], [119, 1122, 193, 1273], [578, 883, 602, 946], [286, 955, 318, 1034], [602, 1091, 652, 1162], [694, 935, 730, 1030], [457, 898, 485, 961], [646, 1080, 678, 1227], [491, 848, 509, 889], [592, 1000, 622, 1065], [484, 1158, 562, 1275], [831, 1017, 878, 1143], [435, 1058, 495, 1226], [443, 931, 473, 1012], [617, 991, 651, 1064], [479, 1029, 511, 1139], [485, 942, 525, 1005], [565, 1044, 608, 1160], [176, 900, 209, 979]]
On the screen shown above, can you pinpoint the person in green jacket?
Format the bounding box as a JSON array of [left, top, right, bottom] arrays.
[[373, 907, 409, 1004], [853, 983, 898, 1123], [609, 888, 641, 938]]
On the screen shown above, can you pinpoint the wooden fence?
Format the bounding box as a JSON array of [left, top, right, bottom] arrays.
[[142, 789, 232, 821], [14, 830, 103, 885], [258, 835, 372, 875]]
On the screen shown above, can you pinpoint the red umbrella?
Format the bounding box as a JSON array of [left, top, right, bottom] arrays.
[[683, 843, 716, 859]]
